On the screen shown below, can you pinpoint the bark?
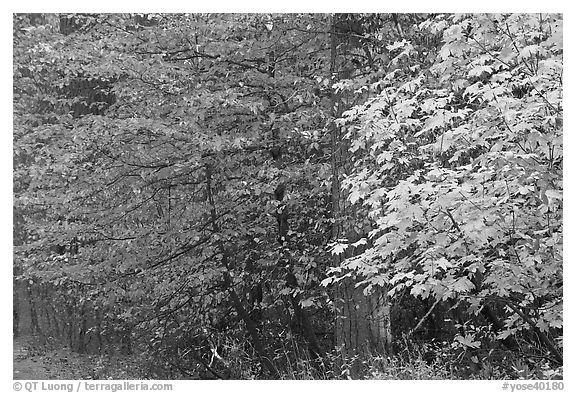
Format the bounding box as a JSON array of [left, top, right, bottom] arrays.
[[28, 286, 41, 336], [77, 302, 87, 353], [329, 14, 393, 370], [13, 280, 20, 338], [268, 140, 324, 362]]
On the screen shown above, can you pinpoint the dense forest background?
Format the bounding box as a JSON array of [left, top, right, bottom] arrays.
[[13, 13, 563, 380]]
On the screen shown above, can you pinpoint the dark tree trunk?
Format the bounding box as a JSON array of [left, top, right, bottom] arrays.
[[329, 15, 393, 373]]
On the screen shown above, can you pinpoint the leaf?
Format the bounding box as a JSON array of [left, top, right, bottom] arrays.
[[545, 189, 562, 201], [386, 40, 408, 51], [455, 334, 481, 349], [536, 319, 549, 332], [519, 44, 543, 59], [467, 65, 492, 78], [330, 242, 349, 256], [452, 277, 475, 293], [300, 298, 315, 308], [410, 283, 430, 298], [351, 238, 367, 248]]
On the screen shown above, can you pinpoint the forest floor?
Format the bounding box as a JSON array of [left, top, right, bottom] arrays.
[[13, 337, 144, 380], [14, 337, 72, 379], [13, 337, 97, 379]]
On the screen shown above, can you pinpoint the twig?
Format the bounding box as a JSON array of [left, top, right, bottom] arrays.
[[409, 296, 442, 336]]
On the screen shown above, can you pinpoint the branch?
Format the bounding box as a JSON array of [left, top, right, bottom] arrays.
[[444, 209, 462, 233], [409, 296, 442, 336], [506, 302, 563, 365]]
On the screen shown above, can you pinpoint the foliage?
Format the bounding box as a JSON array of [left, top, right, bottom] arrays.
[[13, 13, 563, 379], [327, 13, 563, 366], [14, 12, 336, 378]]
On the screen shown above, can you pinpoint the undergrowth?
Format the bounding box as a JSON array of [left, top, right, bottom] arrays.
[[15, 335, 563, 380]]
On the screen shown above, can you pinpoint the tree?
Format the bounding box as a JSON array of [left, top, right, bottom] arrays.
[[325, 13, 563, 370], [326, 14, 430, 368], [14, 13, 337, 377]]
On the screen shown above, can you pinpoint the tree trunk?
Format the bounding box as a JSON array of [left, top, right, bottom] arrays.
[[77, 302, 87, 353], [13, 278, 21, 338], [329, 14, 392, 372]]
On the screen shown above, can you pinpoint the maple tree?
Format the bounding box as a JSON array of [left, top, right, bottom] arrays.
[[13, 13, 562, 379], [326, 13, 563, 373]]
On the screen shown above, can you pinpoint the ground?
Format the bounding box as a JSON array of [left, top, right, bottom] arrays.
[[13, 337, 144, 380]]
